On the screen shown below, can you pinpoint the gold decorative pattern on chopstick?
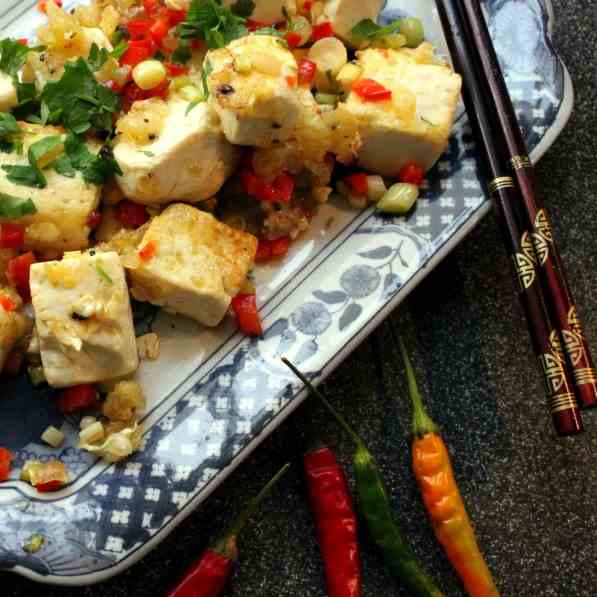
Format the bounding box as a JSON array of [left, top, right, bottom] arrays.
[[549, 330, 565, 362], [539, 333, 577, 414], [488, 176, 515, 194], [568, 306, 582, 335], [531, 232, 550, 265], [511, 155, 532, 170], [534, 209, 553, 243], [562, 330, 584, 366], [573, 368, 597, 386], [549, 392, 578, 414], [512, 231, 537, 290]]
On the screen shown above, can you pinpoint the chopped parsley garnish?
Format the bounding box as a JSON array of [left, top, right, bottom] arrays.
[[200, 57, 212, 99], [0, 191, 37, 218], [2, 135, 62, 188], [0, 112, 21, 152], [351, 18, 401, 41], [40, 58, 121, 135], [0, 38, 40, 77], [180, 0, 248, 49], [171, 40, 192, 65], [96, 264, 113, 284], [230, 0, 255, 18], [87, 42, 129, 72], [185, 100, 201, 115]]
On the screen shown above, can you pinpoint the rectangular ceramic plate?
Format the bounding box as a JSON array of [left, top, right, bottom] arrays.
[[0, 0, 573, 585]]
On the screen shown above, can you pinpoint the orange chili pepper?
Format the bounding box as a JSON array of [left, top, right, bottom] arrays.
[[397, 334, 500, 597]]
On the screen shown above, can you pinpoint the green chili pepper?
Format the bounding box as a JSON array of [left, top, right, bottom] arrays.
[[282, 358, 445, 597]]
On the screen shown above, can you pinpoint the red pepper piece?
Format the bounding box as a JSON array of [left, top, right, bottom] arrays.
[[255, 237, 291, 262], [0, 295, 16, 312], [399, 162, 425, 187], [38, 0, 62, 13], [298, 59, 317, 86], [143, 0, 161, 16], [344, 172, 369, 195], [302, 0, 313, 12], [139, 240, 157, 262], [351, 78, 392, 102], [7, 251, 36, 302], [56, 384, 98, 413], [114, 200, 150, 228], [150, 18, 170, 44], [231, 293, 262, 336], [255, 240, 272, 262], [167, 9, 187, 26], [87, 209, 102, 230], [284, 31, 302, 48], [17, 38, 29, 46], [272, 173, 294, 203], [166, 62, 188, 76], [0, 447, 12, 482], [246, 19, 267, 32], [312, 21, 334, 41], [120, 39, 156, 68], [125, 19, 154, 40], [0, 223, 24, 249], [36, 479, 64, 493], [167, 464, 289, 597], [304, 447, 362, 597]]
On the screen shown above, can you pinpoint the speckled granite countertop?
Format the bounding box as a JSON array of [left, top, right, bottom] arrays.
[[5, 1, 597, 596]]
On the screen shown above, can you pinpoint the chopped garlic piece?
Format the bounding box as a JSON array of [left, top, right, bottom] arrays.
[[136, 333, 160, 361], [102, 380, 145, 422], [79, 420, 105, 444], [41, 425, 65, 448]]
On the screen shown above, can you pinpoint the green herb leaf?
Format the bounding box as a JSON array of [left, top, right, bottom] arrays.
[[351, 18, 401, 41], [140, 150, 155, 157], [96, 264, 113, 284], [0, 191, 37, 218], [51, 154, 76, 177], [0, 39, 32, 77], [29, 135, 61, 166], [185, 100, 201, 115], [62, 132, 121, 185], [87, 43, 110, 71], [231, 0, 255, 17], [200, 57, 212, 99], [0, 113, 20, 137], [171, 41, 192, 64], [110, 41, 129, 61], [2, 164, 43, 188]]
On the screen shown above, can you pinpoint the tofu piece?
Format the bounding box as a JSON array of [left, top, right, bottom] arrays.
[[0, 124, 101, 258], [30, 251, 138, 388], [322, 0, 385, 44], [207, 35, 301, 148], [221, 0, 287, 23], [0, 71, 18, 112], [342, 45, 462, 175], [0, 287, 27, 372], [128, 204, 257, 326], [114, 98, 240, 204]]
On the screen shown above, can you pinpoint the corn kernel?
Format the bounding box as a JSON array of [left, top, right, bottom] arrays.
[[133, 60, 167, 91], [336, 63, 362, 90], [79, 421, 105, 445], [233, 55, 252, 74], [172, 75, 191, 90], [179, 85, 204, 102]]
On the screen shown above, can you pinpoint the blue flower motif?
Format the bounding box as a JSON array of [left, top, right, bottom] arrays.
[[291, 302, 332, 336], [340, 265, 381, 299]]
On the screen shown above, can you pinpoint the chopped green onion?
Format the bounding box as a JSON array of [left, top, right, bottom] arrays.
[[315, 92, 339, 105], [96, 264, 113, 284]]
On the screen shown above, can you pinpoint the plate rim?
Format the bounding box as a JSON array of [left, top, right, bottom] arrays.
[[5, 0, 574, 585]]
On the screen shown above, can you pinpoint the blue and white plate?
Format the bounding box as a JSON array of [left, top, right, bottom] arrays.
[[0, 0, 572, 585]]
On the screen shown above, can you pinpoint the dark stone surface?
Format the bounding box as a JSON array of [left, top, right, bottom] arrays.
[[5, 1, 596, 595]]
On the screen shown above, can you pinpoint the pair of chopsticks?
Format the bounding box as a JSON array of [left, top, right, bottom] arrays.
[[435, 0, 597, 435]]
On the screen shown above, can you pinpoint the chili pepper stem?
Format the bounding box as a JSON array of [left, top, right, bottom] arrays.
[[212, 463, 290, 559], [282, 358, 364, 448], [394, 333, 438, 437]]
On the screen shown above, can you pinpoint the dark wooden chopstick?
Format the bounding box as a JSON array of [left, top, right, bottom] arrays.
[[458, 0, 597, 410], [435, 0, 583, 435]]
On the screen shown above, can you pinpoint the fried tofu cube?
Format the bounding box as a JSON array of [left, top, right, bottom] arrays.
[[114, 97, 240, 204], [207, 35, 302, 148], [0, 71, 18, 112], [0, 124, 101, 258], [342, 45, 462, 175], [323, 0, 385, 44], [0, 287, 27, 372], [129, 204, 257, 326], [30, 251, 138, 388]]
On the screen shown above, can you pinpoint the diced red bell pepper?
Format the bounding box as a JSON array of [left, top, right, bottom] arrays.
[[166, 62, 188, 76], [231, 293, 263, 336], [246, 19, 267, 32], [87, 210, 102, 230], [143, 0, 161, 17], [121, 79, 170, 111], [36, 480, 64, 493], [255, 237, 290, 262], [125, 19, 154, 40], [312, 21, 333, 41], [399, 162, 425, 187], [272, 173, 294, 203], [351, 78, 392, 102], [298, 59, 316, 86], [284, 31, 302, 48], [2, 349, 24, 376], [17, 38, 29, 46], [7, 251, 36, 302], [0, 447, 12, 482], [241, 169, 295, 203], [38, 0, 62, 13], [344, 172, 369, 195], [56, 384, 98, 413], [0, 223, 24, 249], [0, 295, 16, 312], [120, 39, 156, 68], [285, 75, 297, 87], [114, 200, 150, 228], [302, 0, 313, 13], [167, 9, 187, 26], [139, 240, 157, 261], [150, 18, 170, 44]]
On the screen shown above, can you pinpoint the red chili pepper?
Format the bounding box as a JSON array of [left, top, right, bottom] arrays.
[[114, 200, 150, 228], [344, 172, 369, 195], [0, 223, 24, 249], [38, 0, 62, 13], [36, 479, 64, 493], [0, 447, 12, 482], [150, 18, 170, 44], [167, 9, 187, 26], [246, 19, 267, 32], [298, 59, 317, 86], [2, 349, 24, 376], [167, 464, 289, 597], [56, 384, 98, 413], [7, 251, 36, 302], [312, 21, 334, 41], [125, 19, 154, 40], [231, 293, 262, 336], [120, 39, 156, 68], [351, 78, 392, 102], [87, 210, 102, 230], [284, 31, 302, 48], [0, 295, 16, 311], [304, 447, 362, 597], [139, 240, 157, 262], [399, 162, 425, 187], [166, 62, 188, 76]]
